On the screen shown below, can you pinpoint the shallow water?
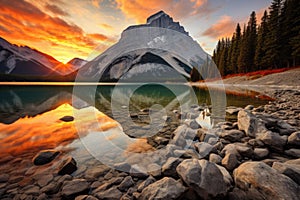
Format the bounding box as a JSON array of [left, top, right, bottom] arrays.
[[0, 83, 269, 164]]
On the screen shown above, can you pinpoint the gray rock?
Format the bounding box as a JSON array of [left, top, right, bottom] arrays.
[[221, 130, 245, 142], [130, 164, 148, 178], [288, 131, 300, 146], [272, 162, 300, 184], [32, 150, 60, 165], [238, 110, 258, 137], [285, 148, 300, 158], [222, 153, 238, 171], [62, 179, 89, 199], [233, 161, 300, 200], [118, 176, 134, 192], [95, 187, 122, 200], [161, 157, 182, 178], [258, 131, 286, 151], [85, 165, 111, 180], [58, 157, 77, 175], [248, 139, 265, 147], [137, 176, 156, 192], [209, 153, 222, 164], [235, 144, 253, 158], [176, 159, 231, 198], [147, 163, 161, 177], [253, 148, 269, 160], [276, 120, 297, 135], [194, 142, 214, 158], [41, 182, 62, 195], [139, 177, 186, 200]]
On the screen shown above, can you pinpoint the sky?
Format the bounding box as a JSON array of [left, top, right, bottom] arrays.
[[0, 0, 272, 63]]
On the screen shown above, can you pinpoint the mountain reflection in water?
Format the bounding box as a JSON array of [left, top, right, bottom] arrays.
[[0, 84, 269, 161]]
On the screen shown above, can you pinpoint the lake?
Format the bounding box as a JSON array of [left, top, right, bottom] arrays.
[[0, 83, 270, 166]]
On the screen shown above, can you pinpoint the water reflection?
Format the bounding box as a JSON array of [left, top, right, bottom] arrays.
[[0, 84, 269, 161]]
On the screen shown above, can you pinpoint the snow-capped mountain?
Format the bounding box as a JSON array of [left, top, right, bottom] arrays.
[[77, 11, 216, 82], [0, 37, 87, 76]]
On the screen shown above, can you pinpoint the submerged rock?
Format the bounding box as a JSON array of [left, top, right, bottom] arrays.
[[33, 150, 60, 165], [59, 116, 74, 122], [234, 161, 300, 200]]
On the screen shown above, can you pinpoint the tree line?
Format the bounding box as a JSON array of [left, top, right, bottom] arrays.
[[212, 0, 300, 76]]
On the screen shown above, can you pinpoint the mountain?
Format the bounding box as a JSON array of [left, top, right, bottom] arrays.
[[0, 37, 87, 77], [77, 11, 215, 82]]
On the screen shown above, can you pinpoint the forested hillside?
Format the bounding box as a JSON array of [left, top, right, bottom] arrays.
[[212, 0, 300, 76]]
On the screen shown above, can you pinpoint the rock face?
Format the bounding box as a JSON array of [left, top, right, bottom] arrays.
[[78, 11, 214, 82], [176, 159, 231, 199], [139, 177, 186, 200], [234, 162, 300, 200], [32, 150, 60, 165], [288, 131, 300, 146], [238, 110, 258, 137]]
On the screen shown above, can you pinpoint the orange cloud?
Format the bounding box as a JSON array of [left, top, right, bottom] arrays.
[[0, 0, 113, 63], [115, 0, 212, 23], [202, 15, 236, 39], [45, 3, 69, 16], [100, 23, 114, 30]]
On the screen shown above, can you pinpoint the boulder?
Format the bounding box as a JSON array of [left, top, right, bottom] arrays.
[[176, 159, 231, 199], [258, 131, 286, 151], [285, 148, 300, 158], [139, 177, 186, 200], [194, 142, 214, 158], [233, 161, 300, 200], [253, 148, 269, 160], [276, 120, 297, 135], [272, 162, 300, 185], [61, 179, 89, 199], [222, 153, 238, 171], [58, 157, 77, 175], [221, 130, 245, 142], [137, 176, 156, 192], [238, 110, 258, 137], [288, 131, 300, 146], [209, 153, 222, 164], [161, 157, 182, 178], [85, 165, 111, 180], [32, 150, 60, 165], [118, 176, 134, 192], [95, 187, 122, 200]]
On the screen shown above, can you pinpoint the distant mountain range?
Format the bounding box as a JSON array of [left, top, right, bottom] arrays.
[[0, 11, 215, 82], [0, 37, 87, 81]]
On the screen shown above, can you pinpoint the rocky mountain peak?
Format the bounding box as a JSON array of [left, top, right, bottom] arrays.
[[124, 11, 189, 36]]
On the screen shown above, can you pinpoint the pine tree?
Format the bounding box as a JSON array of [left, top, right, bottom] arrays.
[[265, 0, 284, 68], [247, 11, 257, 71], [283, 0, 300, 67], [255, 10, 268, 70], [238, 24, 247, 73], [230, 23, 242, 73]]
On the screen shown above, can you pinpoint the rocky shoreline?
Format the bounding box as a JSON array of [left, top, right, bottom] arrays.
[[0, 89, 300, 200]]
